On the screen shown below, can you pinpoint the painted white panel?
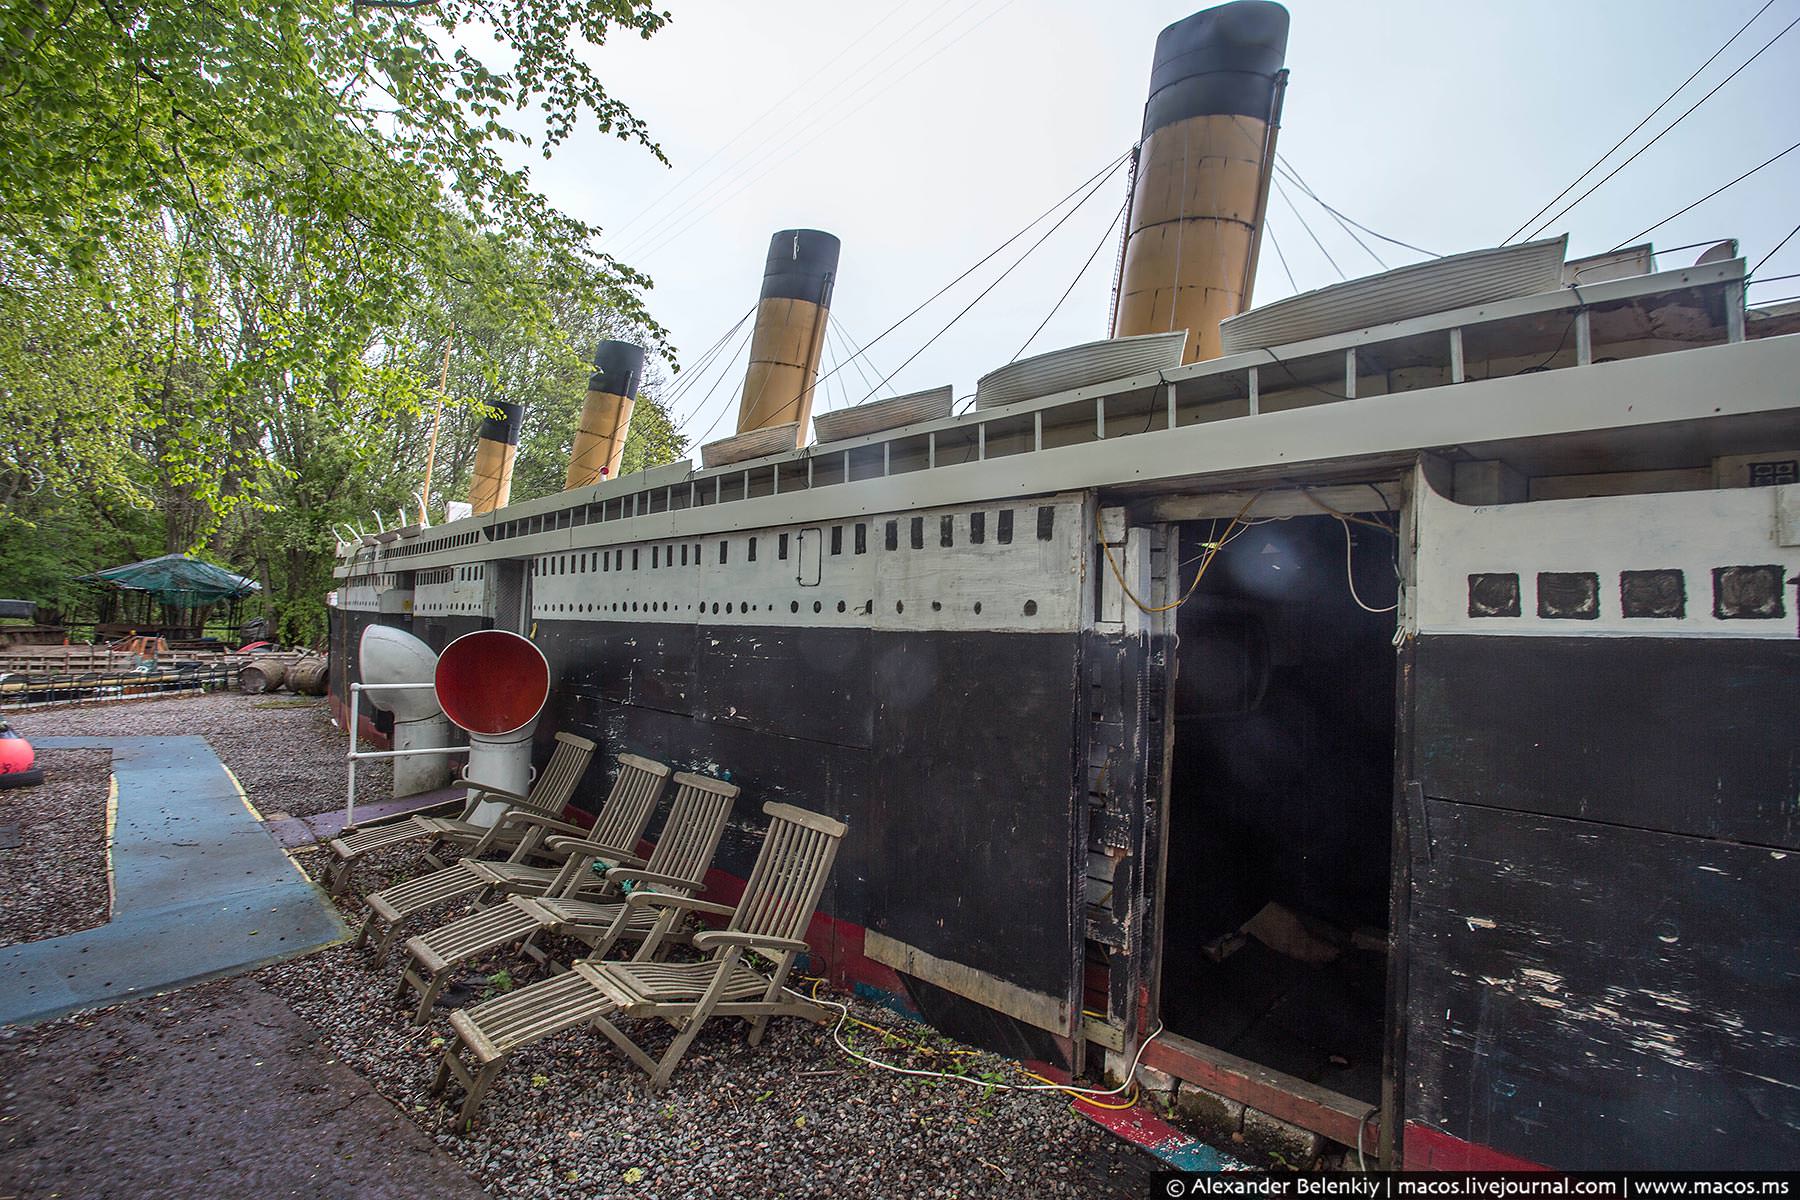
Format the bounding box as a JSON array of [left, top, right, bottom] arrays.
[[1417, 481, 1799, 638], [525, 495, 1087, 634], [413, 563, 487, 619]]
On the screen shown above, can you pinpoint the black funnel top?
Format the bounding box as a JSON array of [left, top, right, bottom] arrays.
[[759, 229, 840, 307], [1142, 1, 1289, 137], [477, 399, 525, 447], [589, 339, 646, 398]]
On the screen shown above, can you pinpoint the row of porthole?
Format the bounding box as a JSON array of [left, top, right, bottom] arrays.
[[531, 598, 1043, 617]]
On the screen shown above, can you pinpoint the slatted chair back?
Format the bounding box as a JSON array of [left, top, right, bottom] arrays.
[[586, 753, 673, 851], [517, 732, 600, 818], [724, 803, 848, 947], [639, 773, 739, 885]]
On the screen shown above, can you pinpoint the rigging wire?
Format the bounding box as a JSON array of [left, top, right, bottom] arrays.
[[1521, 10, 1800, 243], [606, 0, 965, 257], [1503, 0, 1780, 245], [1263, 219, 1301, 293], [1274, 161, 1385, 270], [830, 315, 898, 398], [601, 2, 919, 247], [1010, 195, 1129, 363], [798, 146, 1135, 406], [663, 306, 755, 425], [855, 154, 1130, 403], [1608, 137, 1800, 251], [1275, 154, 1442, 258], [1274, 177, 1345, 280], [621, 0, 1020, 264], [676, 317, 761, 448], [827, 318, 883, 401]]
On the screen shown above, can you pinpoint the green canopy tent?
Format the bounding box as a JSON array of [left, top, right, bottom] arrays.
[[79, 554, 261, 643]]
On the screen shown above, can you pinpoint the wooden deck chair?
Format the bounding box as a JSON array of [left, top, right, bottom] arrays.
[[397, 771, 738, 1023], [433, 802, 846, 1127], [325, 732, 596, 895], [352, 754, 672, 964]]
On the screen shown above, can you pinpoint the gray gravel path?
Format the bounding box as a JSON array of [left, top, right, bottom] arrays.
[[0, 748, 112, 947], [12, 692, 389, 819]]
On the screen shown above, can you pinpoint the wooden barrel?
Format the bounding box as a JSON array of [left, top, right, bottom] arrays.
[[239, 656, 289, 694], [288, 657, 328, 696]]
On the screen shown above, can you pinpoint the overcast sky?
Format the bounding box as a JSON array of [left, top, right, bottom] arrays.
[[519, 0, 1800, 444]]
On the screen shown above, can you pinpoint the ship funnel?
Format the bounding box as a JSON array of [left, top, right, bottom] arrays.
[[733, 229, 840, 447], [434, 629, 550, 826], [468, 400, 524, 514], [1111, 1, 1289, 364], [564, 339, 647, 490], [358, 625, 454, 798]]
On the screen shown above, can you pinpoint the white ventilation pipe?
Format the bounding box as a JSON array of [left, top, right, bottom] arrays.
[[358, 625, 454, 798], [434, 629, 551, 827]]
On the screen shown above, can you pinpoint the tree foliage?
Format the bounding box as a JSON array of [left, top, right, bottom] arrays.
[[0, 0, 688, 640]]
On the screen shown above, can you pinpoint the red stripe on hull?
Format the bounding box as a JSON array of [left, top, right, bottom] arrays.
[[1403, 1122, 1546, 1171]]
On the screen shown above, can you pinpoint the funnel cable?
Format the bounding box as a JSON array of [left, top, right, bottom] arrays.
[[664, 305, 755, 423], [676, 316, 762, 449], [1275, 162, 1385, 270], [856, 152, 1130, 403], [1610, 138, 1800, 253], [826, 318, 883, 402], [1274, 178, 1345, 281], [1503, 0, 1780, 245], [1012, 195, 1129, 363], [830, 315, 899, 398], [1263, 219, 1300, 294], [1275, 154, 1441, 259], [1521, 9, 1800, 244]]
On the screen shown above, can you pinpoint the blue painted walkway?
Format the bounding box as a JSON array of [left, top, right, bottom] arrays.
[[0, 737, 347, 1027]]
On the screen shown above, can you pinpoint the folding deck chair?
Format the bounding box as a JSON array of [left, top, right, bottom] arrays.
[[432, 802, 846, 1127], [352, 753, 672, 964], [325, 732, 599, 894], [397, 771, 738, 1022]]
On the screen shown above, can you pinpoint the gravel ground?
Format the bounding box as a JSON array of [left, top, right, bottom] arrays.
[[0, 748, 112, 947], [11, 691, 389, 819]]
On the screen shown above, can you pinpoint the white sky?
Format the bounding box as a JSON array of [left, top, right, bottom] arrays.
[[517, 0, 1800, 443]]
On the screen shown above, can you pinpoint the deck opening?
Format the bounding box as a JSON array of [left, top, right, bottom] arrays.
[[1162, 511, 1399, 1109]]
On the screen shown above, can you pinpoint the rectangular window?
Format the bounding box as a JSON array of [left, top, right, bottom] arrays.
[[831, 526, 843, 556], [940, 516, 954, 548], [885, 521, 898, 551], [631, 548, 640, 570], [602, 551, 610, 573], [910, 517, 924, 549], [779, 533, 790, 560], [652, 546, 660, 569], [748, 536, 758, 563], [998, 509, 1014, 544], [854, 523, 867, 555], [719, 540, 729, 565], [1037, 505, 1055, 541], [970, 512, 985, 544], [680, 544, 688, 567]]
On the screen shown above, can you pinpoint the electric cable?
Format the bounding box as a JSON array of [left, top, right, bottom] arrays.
[[1752, 219, 1800, 277], [1522, 10, 1800, 243], [1609, 137, 1800, 251], [1504, 0, 1780, 245], [1340, 516, 1397, 614], [1011, 195, 1129, 363], [856, 154, 1129, 402], [1274, 177, 1345, 280], [1097, 493, 1261, 615]]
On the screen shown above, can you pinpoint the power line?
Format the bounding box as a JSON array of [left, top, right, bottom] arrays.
[[857, 154, 1129, 403], [1274, 177, 1345, 280], [616, 0, 1008, 263], [601, 2, 918, 247], [1011, 196, 1128, 363], [1522, 10, 1800, 243], [1752, 220, 1800, 277], [1503, 0, 1780, 245], [1609, 137, 1800, 251]]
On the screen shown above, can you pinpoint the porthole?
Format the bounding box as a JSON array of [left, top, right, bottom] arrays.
[[896, 600, 905, 614], [791, 601, 800, 614], [836, 600, 846, 613], [712, 602, 720, 614], [973, 601, 983, 615], [931, 601, 942, 612], [726, 603, 733, 614]]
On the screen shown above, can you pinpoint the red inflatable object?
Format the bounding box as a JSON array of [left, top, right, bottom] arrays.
[[0, 721, 43, 789]]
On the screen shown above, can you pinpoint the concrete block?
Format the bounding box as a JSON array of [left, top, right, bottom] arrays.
[[1242, 1107, 1323, 1166], [1135, 1065, 1178, 1099], [1174, 1082, 1245, 1133]]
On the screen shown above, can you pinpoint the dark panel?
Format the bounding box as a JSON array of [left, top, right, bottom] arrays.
[[536, 622, 696, 716], [1620, 569, 1684, 619], [1466, 573, 1520, 618], [1535, 571, 1597, 620], [1714, 565, 1786, 620], [1414, 635, 1800, 849], [868, 630, 1081, 1000], [694, 626, 873, 748], [1406, 799, 1800, 1169]]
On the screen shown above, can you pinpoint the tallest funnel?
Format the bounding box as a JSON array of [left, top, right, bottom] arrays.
[[733, 229, 840, 446], [1111, 1, 1289, 364]]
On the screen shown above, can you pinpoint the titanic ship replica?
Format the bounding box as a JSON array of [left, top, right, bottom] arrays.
[[330, 0, 1800, 1170]]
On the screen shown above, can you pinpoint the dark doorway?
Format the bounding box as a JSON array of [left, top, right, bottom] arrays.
[[1161, 511, 1399, 1106]]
